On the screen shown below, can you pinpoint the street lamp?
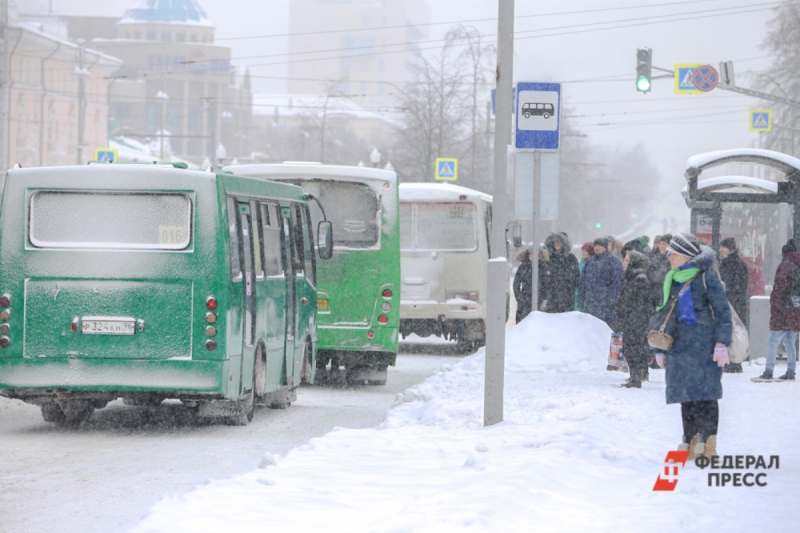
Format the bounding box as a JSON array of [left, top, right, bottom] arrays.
[[155, 90, 169, 161], [216, 143, 227, 166], [370, 147, 381, 168]]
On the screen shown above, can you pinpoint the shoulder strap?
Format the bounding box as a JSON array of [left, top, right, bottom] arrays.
[[703, 271, 716, 322], [658, 274, 698, 332]]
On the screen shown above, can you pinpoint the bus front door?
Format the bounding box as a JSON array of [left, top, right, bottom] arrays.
[[281, 208, 297, 386], [238, 204, 257, 393]]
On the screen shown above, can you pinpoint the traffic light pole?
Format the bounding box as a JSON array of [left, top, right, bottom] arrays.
[[485, 0, 514, 427]]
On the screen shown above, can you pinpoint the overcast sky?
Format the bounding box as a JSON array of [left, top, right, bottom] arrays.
[[36, 0, 777, 223]]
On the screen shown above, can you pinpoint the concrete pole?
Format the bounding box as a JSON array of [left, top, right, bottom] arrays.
[[76, 40, 86, 165], [484, 0, 514, 427], [531, 150, 540, 309], [0, 0, 9, 174]]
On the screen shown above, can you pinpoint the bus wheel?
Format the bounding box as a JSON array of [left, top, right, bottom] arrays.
[[59, 400, 94, 425], [456, 336, 474, 354], [543, 112, 550, 119], [300, 340, 313, 385], [41, 401, 66, 423], [367, 366, 388, 386], [227, 393, 255, 426]]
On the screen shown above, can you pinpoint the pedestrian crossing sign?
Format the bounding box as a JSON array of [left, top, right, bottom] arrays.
[[750, 109, 772, 132], [94, 148, 118, 163], [435, 158, 458, 181], [674, 64, 704, 94]]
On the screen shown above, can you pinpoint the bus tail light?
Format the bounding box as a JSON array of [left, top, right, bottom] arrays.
[[0, 294, 10, 308], [380, 302, 390, 312], [206, 297, 218, 310], [453, 292, 478, 301], [367, 330, 375, 338], [0, 336, 9, 348], [377, 314, 388, 325], [205, 339, 217, 351], [382, 289, 392, 299]]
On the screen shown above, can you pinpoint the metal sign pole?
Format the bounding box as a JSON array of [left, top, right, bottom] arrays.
[[484, 0, 514, 427], [531, 150, 540, 310]]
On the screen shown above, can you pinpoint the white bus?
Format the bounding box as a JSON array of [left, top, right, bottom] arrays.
[[399, 183, 512, 352]]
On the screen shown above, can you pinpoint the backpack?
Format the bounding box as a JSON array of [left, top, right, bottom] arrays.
[[788, 264, 800, 309]]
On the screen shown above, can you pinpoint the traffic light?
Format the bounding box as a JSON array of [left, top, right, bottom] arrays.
[[636, 47, 652, 93], [595, 222, 602, 229]]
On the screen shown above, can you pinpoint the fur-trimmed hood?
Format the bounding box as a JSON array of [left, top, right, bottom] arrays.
[[688, 245, 717, 272], [545, 232, 572, 255]]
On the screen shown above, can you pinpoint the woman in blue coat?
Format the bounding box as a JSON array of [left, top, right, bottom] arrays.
[[653, 233, 732, 460]]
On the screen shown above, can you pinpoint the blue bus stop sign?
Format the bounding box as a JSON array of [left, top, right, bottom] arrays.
[[515, 82, 561, 151]]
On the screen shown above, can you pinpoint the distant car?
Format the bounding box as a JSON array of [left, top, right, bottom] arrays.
[[522, 102, 554, 119]]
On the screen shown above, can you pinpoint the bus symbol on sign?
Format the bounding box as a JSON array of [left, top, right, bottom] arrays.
[[521, 103, 554, 119]]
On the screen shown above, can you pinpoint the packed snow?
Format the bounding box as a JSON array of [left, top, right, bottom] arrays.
[[133, 312, 797, 533]]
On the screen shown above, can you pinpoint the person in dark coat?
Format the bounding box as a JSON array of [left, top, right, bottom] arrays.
[[653, 233, 732, 460], [513, 248, 533, 324], [719, 237, 749, 374], [617, 250, 658, 388], [541, 232, 580, 313], [751, 239, 800, 382], [648, 234, 672, 287], [719, 237, 749, 322], [577, 238, 623, 329]]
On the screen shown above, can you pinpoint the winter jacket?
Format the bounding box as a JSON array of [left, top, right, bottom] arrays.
[[662, 247, 732, 405], [769, 251, 800, 331], [617, 252, 658, 350], [513, 256, 533, 323], [542, 233, 580, 313], [648, 251, 671, 287], [719, 250, 749, 321], [577, 251, 623, 328]]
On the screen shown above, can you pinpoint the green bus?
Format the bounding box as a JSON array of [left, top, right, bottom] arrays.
[[225, 163, 400, 385], [0, 162, 332, 425]]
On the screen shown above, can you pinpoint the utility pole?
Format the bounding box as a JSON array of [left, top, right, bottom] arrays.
[[0, 0, 9, 173], [156, 90, 169, 161], [484, 0, 513, 427], [75, 39, 87, 165]]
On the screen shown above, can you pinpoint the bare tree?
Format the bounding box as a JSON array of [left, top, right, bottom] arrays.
[[758, 1, 800, 156]]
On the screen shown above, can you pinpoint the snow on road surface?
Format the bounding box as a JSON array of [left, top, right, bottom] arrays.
[[134, 312, 797, 533], [0, 354, 456, 533]]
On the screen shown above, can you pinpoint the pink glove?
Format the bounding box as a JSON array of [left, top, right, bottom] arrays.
[[655, 353, 666, 369], [713, 343, 730, 367]]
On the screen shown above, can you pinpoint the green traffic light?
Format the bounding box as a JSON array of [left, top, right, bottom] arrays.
[[595, 222, 602, 229], [636, 76, 651, 92]]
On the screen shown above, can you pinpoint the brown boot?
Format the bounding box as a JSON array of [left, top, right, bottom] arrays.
[[703, 435, 717, 458], [687, 434, 700, 461]]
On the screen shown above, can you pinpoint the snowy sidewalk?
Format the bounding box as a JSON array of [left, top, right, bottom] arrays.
[[132, 312, 797, 533]]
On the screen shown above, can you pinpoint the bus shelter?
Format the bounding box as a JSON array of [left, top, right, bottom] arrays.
[[683, 148, 800, 295]]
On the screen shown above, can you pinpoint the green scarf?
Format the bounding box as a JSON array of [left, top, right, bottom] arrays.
[[657, 267, 701, 311]]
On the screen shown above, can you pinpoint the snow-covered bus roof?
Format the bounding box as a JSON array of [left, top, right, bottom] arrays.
[[685, 148, 800, 178], [223, 162, 397, 185], [680, 175, 779, 197], [399, 183, 493, 203]]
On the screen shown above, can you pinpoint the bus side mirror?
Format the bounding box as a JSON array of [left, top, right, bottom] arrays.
[[318, 221, 333, 259], [508, 222, 522, 249]]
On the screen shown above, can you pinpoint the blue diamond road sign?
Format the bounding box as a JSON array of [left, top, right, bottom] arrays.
[[515, 82, 561, 151]]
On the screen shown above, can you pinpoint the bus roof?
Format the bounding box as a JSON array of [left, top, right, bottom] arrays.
[[399, 183, 492, 203], [223, 163, 397, 185], [3, 164, 306, 201]]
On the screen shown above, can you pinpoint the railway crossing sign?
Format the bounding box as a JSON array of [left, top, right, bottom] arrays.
[[674, 64, 704, 94], [750, 110, 772, 132], [515, 81, 562, 151], [692, 65, 719, 92], [94, 147, 118, 163], [435, 158, 458, 181]]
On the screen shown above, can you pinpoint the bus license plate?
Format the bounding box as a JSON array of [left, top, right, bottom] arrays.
[[81, 318, 136, 336]]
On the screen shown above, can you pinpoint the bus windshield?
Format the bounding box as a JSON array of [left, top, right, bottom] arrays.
[[288, 179, 380, 249], [29, 191, 192, 250], [402, 202, 477, 251]]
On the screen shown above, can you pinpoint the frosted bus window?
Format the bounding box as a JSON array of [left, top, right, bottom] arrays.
[[294, 180, 380, 249], [400, 202, 413, 251], [29, 191, 192, 250], [415, 202, 477, 251]]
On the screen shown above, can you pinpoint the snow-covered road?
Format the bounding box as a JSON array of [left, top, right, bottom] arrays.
[[0, 353, 458, 533]]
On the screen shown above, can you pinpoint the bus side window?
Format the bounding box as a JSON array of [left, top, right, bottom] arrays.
[[292, 204, 305, 277], [301, 204, 316, 286], [260, 202, 283, 277], [226, 196, 242, 281], [485, 205, 492, 258], [250, 199, 263, 280]]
